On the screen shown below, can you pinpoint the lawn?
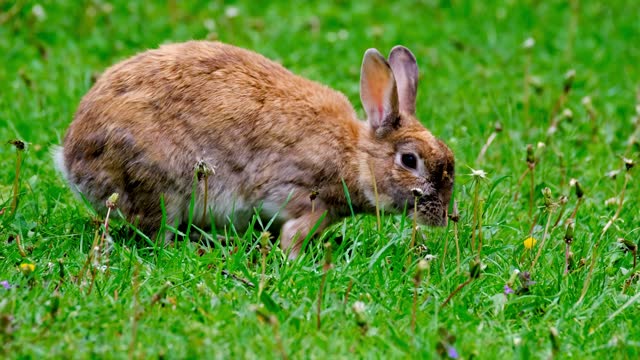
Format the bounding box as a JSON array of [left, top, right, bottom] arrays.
[[1, 0, 640, 358]]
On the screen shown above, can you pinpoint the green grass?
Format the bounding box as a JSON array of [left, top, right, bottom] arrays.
[[1, 0, 640, 358]]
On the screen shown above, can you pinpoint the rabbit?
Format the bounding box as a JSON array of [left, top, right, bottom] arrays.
[[54, 41, 455, 258]]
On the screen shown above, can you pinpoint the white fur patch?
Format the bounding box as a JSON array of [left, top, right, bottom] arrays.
[[51, 145, 84, 199], [51, 145, 68, 181], [188, 188, 252, 230], [363, 188, 394, 210], [259, 200, 289, 222], [188, 189, 290, 232]]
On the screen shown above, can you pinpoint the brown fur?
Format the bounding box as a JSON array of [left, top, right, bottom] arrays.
[[56, 41, 454, 257]]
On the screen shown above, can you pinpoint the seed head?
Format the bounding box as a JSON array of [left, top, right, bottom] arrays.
[[564, 219, 575, 245], [569, 179, 584, 199], [623, 157, 634, 171], [195, 159, 215, 180], [605, 170, 620, 180], [563, 69, 576, 93], [529, 76, 543, 92], [562, 108, 573, 121], [542, 187, 553, 208], [309, 188, 319, 201], [618, 238, 637, 253], [526, 144, 535, 164], [259, 231, 271, 251], [423, 254, 438, 262], [106, 193, 119, 209], [8, 139, 25, 151], [448, 200, 460, 223], [558, 195, 568, 205], [469, 168, 488, 181], [469, 259, 482, 279]]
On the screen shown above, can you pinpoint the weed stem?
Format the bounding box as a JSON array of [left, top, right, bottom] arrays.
[[10, 140, 24, 215], [128, 265, 140, 360], [440, 277, 473, 309], [317, 243, 332, 329], [16, 234, 27, 258], [368, 161, 381, 232], [471, 181, 480, 252], [578, 173, 629, 304], [412, 261, 427, 334], [454, 222, 460, 274], [530, 208, 554, 273]]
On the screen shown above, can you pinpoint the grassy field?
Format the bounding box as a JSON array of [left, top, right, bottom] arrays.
[[1, 0, 640, 358]]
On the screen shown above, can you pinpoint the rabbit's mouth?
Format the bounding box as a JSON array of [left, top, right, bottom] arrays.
[[409, 197, 448, 227]]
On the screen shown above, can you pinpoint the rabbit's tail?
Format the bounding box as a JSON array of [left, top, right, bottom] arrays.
[[51, 145, 69, 182]]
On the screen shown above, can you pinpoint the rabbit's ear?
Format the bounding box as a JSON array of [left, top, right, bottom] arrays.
[[388, 46, 418, 115], [360, 48, 400, 133]]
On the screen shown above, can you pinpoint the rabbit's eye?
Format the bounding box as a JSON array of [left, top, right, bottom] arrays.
[[401, 153, 418, 169]]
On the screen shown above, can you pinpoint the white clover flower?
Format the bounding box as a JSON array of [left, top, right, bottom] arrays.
[[102, 3, 113, 14], [513, 336, 523, 346], [32, 4, 46, 20], [605, 197, 618, 206], [337, 29, 349, 40], [203, 19, 216, 32], [564, 69, 576, 81], [562, 108, 573, 119], [224, 6, 239, 18], [352, 301, 366, 314]]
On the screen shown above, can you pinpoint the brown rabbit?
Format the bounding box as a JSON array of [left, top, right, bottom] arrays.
[[54, 41, 454, 258]]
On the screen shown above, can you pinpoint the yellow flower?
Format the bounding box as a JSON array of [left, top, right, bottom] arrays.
[[19, 263, 35, 275], [524, 237, 537, 250]]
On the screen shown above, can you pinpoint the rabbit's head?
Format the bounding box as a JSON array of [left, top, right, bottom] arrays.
[[358, 46, 454, 226]]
